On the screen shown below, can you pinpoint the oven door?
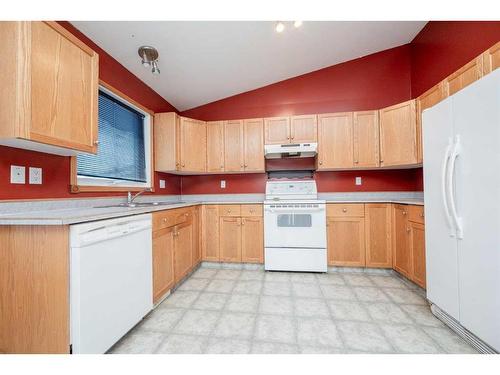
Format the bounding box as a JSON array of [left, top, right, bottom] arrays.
[[264, 203, 326, 249]]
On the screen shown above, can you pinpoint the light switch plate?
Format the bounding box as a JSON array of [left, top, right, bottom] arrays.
[[355, 177, 362, 186], [10, 165, 25, 184], [159, 179, 166, 189], [220, 180, 226, 189], [29, 167, 42, 184]]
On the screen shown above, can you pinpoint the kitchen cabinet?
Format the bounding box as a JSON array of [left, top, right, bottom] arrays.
[[223, 119, 264, 173], [179, 117, 207, 173], [353, 111, 380, 168], [364, 204, 392, 268], [290, 115, 318, 143], [442, 55, 483, 97], [483, 41, 500, 74], [192, 206, 201, 266], [219, 216, 242, 262], [243, 118, 265, 172], [202, 205, 220, 261], [317, 112, 354, 170], [152, 226, 175, 303], [206, 121, 225, 173], [416, 83, 446, 163], [241, 217, 264, 263], [326, 204, 365, 267], [264, 116, 291, 144], [392, 204, 412, 278], [0, 21, 99, 155], [379, 100, 418, 167], [409, 222, 426, 289]]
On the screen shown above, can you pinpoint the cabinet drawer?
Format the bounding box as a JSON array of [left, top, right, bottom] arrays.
[[408, 205, 425, 224], [220, 205, 241, 217], [241, 204, 263, 217], [327, 204, 365, 217], [153, 210, 178, 231]]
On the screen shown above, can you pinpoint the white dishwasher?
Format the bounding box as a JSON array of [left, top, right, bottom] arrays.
[[70, 214, 153, 354]]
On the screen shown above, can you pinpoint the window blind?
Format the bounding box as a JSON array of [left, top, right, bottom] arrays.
[[77, 91, 147, 183]]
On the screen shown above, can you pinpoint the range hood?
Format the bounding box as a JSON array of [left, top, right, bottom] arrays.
[[264, 143, 318, 159]]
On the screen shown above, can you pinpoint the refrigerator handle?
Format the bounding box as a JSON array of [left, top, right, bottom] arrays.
[[441, 138, 455, 236], [447, 135, 463, 239]]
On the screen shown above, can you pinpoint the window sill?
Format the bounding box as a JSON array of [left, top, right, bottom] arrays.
[[70, 185, 153, 193]]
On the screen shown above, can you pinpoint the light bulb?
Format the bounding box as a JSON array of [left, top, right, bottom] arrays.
[[275, 21, 285, 33], [142, 60, 151, 68], [294, 21, 303, 28], [152, 61, 160, 75]]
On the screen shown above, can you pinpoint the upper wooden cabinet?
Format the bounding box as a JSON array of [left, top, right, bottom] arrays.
[[442, 55, 483, 97], [353, 110, 380, 168], [0, 21, 99, 154], [154, 113, 207, 174], [264, 116, 290, 144], [482, 41, 500, 74], [223, 120, 244, 172], [379, 99, 418, 167], [290, 115, 318, 143], [224, 118, 264, 173], [206, 121, 225, 173], [317, 112, 354, 170]]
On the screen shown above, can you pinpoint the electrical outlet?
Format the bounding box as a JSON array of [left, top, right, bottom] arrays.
[[10, 165, 25, 184], [220, 180, 226, 189], [355, 177, 362, 186], [159, 179, 166, 189], [29, 167, 42, 185]]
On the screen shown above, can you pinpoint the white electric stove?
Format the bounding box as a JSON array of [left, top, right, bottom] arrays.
[[264, 179, 327, 272]]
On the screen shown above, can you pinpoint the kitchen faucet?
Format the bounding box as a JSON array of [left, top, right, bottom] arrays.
[[127, 188, 152, 206]]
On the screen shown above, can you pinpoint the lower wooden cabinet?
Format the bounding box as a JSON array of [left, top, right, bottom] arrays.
[[241, 217, 264, 263], [174, 220, 194, 283], [202, 205, 220, 261], [392, 204, 426, 288], [152, 226, 175, 303], [219, 216, 242, 262], [364, 204, 392, 268]]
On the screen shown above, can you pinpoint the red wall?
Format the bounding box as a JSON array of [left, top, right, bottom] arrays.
[[182, 45, 412, 121], [411, 21, 500, 97], [0, 22, 180, 200]]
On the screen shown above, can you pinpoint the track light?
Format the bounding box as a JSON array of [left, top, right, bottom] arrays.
[[138, 46, 160, 75], [294, 21, 303, 28], [275, 21, 285, 33]]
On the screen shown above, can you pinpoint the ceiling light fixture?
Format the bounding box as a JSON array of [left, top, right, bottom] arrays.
[[294, 21, 303, 28], [138, 46, 160, 75], [275, 21, 285, 33]]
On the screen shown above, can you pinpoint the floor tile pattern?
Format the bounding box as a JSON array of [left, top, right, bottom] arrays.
[[109, 267, 477, 354]]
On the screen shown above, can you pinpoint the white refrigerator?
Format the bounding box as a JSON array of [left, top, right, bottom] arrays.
[[423, 69, 500, 353]]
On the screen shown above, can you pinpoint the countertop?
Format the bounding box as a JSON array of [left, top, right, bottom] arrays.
[[0, 192, 423, 225]]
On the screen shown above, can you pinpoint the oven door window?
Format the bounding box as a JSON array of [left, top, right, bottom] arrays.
[[277, 214, 312, 228]]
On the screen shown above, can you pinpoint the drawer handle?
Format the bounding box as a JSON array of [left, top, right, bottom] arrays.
[[342, 208, 347, 213]]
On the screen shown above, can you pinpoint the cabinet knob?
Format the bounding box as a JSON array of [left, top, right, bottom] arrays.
[[406, 227, 411, 233], [94, 140, 100, 145], [420, 213, 424, 217], [342, 208, 347, 213], [287, 136, 290, 140], [354, 160, 359, 164], [228, 209, 231, 213], [403, 211, 407, 215], [182, 164, 185, 167], [319, 161, 323, 165], [220, 165, 223, 169], [380, 159, 384, 163], [163, 218, 167, 223], [244, 164, 248, 168], [291, 136, 294, 140], [250, 209, 254, 213], [185, 213, 189, 217], [242, 220, 245, 225]]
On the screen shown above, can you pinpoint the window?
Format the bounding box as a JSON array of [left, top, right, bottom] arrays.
[[75, 86, 152, 189]]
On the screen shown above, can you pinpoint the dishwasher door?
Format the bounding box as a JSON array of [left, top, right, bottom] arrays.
[[70, 214, 153, 354]]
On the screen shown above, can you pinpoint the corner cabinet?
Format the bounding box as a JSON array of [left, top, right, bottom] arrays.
[[0, 21, 99, 155]]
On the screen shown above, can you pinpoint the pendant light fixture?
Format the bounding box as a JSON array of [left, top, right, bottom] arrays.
[[138, 46, 160, 75]]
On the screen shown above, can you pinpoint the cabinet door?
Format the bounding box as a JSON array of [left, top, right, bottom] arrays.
[[179, 117, 207, 172], [224, 120, 244, 172], [317, 113, 354, 169], [353, 111, 379, 168], [482, 41, 500, 74], [241, 217, 263, 263], [379, 100, 417, 167], [327, 217, 365, 267], [219, 217, 242, 262], [152, 227, 175, 303], [416, 84, 446, 163], [30, 22, 98, 153], [174, 221, 193, 283], [364, 204, 392, 268], [392, 205, 411, 278], [206, 121, 225, 173], [264, 117, 290, 144], [443, 56, 483, 96], [192, 207, 201, 267], [243, 118, 264, 172], [154, 112, 179, 172], [290, 115, 317, 143], [410, 222, 426, 289], [202, 205, 220, 261]]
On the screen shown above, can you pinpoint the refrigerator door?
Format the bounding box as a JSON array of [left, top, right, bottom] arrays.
[[452, 69, 500, 351], [422, 97, 460, 320]]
